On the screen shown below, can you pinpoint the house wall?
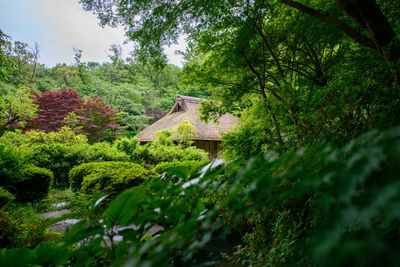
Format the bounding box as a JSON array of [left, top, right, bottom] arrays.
[[194, 140, 221, 159]]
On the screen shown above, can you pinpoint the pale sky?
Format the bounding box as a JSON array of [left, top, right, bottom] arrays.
[[0, 0, 186, 67]]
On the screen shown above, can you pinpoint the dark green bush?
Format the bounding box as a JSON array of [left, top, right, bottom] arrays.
[[0, 144, 25, 187], [70, 161, 155, 194], [69, 162, 102, 192], [221, 127, 400, 266], [14, 166, 53, 202], [0, 146, 52, 202], [24, 143, 129, 188], [0, 187, 15, 208]]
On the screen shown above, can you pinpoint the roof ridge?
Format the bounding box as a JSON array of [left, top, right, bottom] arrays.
[[177, 95, 205, 102]]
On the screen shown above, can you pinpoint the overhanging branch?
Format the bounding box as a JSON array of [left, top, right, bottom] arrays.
[[281, 0, 376, 49]]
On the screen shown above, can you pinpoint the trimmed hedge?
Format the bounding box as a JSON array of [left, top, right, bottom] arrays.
[[69, 161, 137, 192], [69, 162, 155, 194], [153, 160, 209, 175], [0, 145, 25, 187], [15, 166, 53, 202], [69, 162, 103, 192], [148, 145, 208, 164], [113, 141, 209, 166], [24, 143, 129, 188], [0, 187, 15, 208]]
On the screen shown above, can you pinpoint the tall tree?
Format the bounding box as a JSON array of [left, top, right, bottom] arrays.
[[25, 89, 83, 132], [12, 41, 33, 86], [0, 90, 37, 136], [73, 47, 88, 85], [28, 42, 40, 85], [71, 96, 123, 143], [128, 47, 167, 95], [80, 0, 400, 149], [0, 29, 13, 83]]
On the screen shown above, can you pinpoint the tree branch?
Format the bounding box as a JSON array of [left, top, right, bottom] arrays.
[[281, 0, 376, 49]]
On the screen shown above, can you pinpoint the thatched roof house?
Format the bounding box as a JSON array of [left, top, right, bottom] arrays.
[[137, 95, 238, 158]]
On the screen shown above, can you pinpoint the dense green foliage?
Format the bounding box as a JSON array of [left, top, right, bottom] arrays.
[[0, 89, 37, 136], [81, 0, 400, 153], [113, 137, 140, 161], [24, 143, 129, 188], [152, 159, 208, 176], [1, 127, 399, 266], [0, 128, 88, 147], [70, 161, 153, 193], [0, 143, 53, 202], [114, 133, 208, 166], [80, 162, 154, 195], [0, 144, 25, 187], [15, 166, 53, 202], [69, 162, 103, 192]]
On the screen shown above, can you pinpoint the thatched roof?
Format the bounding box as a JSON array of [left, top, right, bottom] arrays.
[[137, 95, 238, 142]]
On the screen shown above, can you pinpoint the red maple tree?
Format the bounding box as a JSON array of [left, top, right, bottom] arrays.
[[25, 89, 83, 132], [73, 96, 124, 143]]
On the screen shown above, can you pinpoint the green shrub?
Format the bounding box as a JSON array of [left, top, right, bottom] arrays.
[[113, 142, 152, 164], [114, 135, 208, 165], [80, 162, 155, 194], [147, 145, 208, 164], [153, 160, 209, 175], [69, 161, 136, 192], [124, 143, 208, 165], [69, 163, 101, 192], [0, 187, 15, 208], [0, 128, 88, 148], [0, 130, 28, 147], [113, 137, 140, 161], [24, 143, 129, 188], [0, 144, 25, 187], [0, 146, 52, 202], [14, 166, 53, 202], [24, 127, 89, 145], [70, 161, 155, 194]]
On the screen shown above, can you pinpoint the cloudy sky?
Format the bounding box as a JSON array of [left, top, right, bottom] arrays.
[[0, 0, 186, 67]]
